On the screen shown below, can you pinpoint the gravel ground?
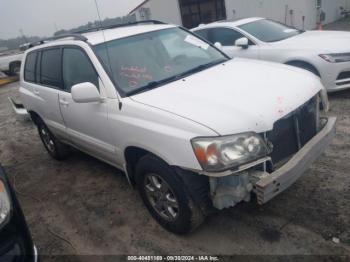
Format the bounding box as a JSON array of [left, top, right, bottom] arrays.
[[1, 20, 350, 260]]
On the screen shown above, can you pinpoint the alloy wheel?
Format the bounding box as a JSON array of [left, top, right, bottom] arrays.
[[144, 173, 179, 221]]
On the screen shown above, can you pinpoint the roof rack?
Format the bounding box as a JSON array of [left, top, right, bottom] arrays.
[[28, 34, 88, 48], [28, 20, 167, 48], [73, 20, 166, 34]]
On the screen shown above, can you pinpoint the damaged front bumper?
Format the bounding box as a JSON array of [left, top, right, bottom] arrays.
[[208, 117, 336, 210], [253, 116, 336, 204]]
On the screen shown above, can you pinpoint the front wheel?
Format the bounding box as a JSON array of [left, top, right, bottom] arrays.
[[135, 154, 204, 234], [37, 121, 70, 160]]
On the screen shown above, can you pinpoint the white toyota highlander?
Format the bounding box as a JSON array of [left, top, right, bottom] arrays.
[[19, 21, 336, 234]]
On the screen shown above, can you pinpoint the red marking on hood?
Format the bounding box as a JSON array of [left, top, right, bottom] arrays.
[[277, 96, 284, 104]]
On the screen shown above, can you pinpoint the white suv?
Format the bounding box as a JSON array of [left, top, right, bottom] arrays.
[[20, 21, 336, 234]]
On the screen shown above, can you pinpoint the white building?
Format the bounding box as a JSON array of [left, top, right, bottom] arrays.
[[130, 0, 350, 30]]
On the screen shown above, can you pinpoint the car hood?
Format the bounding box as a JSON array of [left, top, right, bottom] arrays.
[[131, 58, 322, 136], [272, 30, 350, 52]]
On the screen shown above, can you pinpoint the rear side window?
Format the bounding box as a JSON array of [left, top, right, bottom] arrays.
[[40, 48, 62, 88], [62, 48, 99, 92], [24, 52, 37, 83]]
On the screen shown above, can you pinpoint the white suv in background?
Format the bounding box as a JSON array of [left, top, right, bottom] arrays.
[[192, 17, 350, 92], [20, 21, 336, 234]]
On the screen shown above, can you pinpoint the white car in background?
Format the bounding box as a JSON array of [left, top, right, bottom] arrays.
[[192, 17, 350, 92], [0, 51, 23, 76]]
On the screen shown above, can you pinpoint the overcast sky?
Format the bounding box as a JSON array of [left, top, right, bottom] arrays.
[[0, 0, 143, 39]]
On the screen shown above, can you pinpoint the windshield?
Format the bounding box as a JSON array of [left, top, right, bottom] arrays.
[[94, 27, 227, 96], [239, 19, 303, 42]]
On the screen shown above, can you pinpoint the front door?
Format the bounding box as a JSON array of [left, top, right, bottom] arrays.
[[208, 27, 260, 59], [58, 47, 115, 164]]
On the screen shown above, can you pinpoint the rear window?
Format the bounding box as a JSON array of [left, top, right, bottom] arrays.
[[24, 52, 37, 83], [40, 48, 62, 88]]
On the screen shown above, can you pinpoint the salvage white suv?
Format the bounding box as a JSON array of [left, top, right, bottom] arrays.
[[20, 21, 336, 234]]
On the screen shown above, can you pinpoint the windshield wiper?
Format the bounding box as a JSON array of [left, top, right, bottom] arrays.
[[128, 76, 182, 96], [128, 59, 227, 96], [177, 59, 227, 78]]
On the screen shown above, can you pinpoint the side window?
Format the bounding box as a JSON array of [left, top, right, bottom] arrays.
[[24, 52, 37, 83], [62, 48, 99, 92], [40, 48, 62, 88], [209, 28, 246, 46], [194, 29, 210, 41]]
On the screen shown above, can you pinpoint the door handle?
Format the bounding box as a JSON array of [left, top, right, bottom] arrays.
[[33, 89, 40, 96], [59, 99, 69, 106]]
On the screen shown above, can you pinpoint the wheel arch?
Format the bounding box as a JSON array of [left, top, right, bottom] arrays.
[[124, 146, 172, 186], [284, 60, 321, 77], [28, 110, 43, 125]]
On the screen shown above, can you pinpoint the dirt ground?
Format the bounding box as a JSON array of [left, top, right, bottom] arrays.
[[1, 20, 350, 260]]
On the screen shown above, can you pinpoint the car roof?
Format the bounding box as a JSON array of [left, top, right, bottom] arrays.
[[193, 17, 264, 30], [26, 23, 177, 52]]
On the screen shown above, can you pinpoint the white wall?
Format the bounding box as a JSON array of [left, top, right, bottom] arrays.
[[134, 0, 349, 29], [135, 0, 182, 25], [225, 0, 348, 30]]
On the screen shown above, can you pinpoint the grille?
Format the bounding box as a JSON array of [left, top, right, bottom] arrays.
[[266, 96, 318, 167]]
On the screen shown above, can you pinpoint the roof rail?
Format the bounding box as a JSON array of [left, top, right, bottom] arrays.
[[28, 20, 166, 48], [74, 20, 167, 34], [28, 34, 88, 48]]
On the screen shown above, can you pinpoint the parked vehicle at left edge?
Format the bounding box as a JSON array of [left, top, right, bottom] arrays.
[[0, 51, 23, 76], [192, 17, 350, 92], [0, 165, 38, 262]]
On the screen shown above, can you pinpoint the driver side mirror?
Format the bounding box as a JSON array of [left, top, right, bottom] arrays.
[[214, 42, 223, 50], [235, 37, 249, 49], [71, 82, 101, 103]]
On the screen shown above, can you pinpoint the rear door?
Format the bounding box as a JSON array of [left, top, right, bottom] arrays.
[[24, 48, 67, 139], [58, 46, 115, 163]]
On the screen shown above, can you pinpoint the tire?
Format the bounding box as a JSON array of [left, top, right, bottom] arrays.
[[286, 61, 320, 77], [8, 62, 21, 76], [135, 154, 205, 234], [37, 120, 70, 160]]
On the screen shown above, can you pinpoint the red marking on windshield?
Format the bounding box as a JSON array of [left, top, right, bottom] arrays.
[[128, 80, 138, 88], [120, 65, 154, 84]]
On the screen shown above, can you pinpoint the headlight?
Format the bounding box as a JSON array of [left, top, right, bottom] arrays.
[[319, 53, 350, 63], [191, 132, 270, 172], [0, 180, 11, 226]]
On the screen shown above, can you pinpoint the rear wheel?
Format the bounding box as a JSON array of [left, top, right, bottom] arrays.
[[37, 120, 70, 160], [135, 154, 204, 234]]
